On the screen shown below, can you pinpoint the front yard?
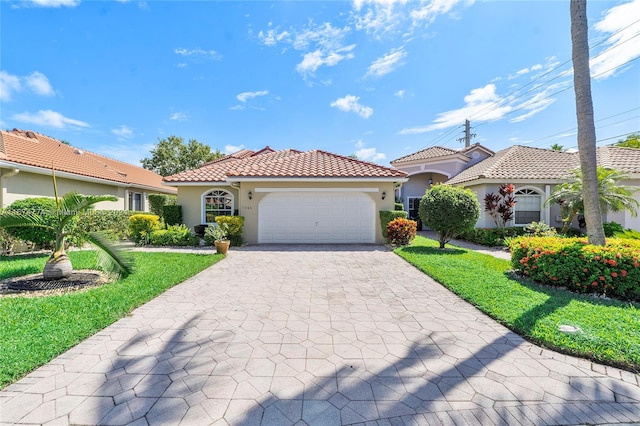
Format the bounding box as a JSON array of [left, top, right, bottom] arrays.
[[0, 250, 222, 389], [396, 236, 640, 373]]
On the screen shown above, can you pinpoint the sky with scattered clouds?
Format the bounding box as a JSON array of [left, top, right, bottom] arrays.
[[1, 0, 639, 166]]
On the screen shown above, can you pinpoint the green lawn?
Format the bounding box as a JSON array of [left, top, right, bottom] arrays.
[[396, 236, 640, 372], [0, 250, 223, 389]]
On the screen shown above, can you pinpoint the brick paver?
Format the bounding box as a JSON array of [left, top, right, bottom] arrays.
[[1, 245, 638, 425]]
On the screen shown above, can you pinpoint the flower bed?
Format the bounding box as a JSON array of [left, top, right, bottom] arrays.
[[509, 236, 640, 301]]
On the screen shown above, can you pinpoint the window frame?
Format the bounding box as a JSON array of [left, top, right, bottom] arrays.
[[202, 189, 234, 224], [514, 187, 542, 226]]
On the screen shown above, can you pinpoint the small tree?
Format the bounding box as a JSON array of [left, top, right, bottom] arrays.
[[484, 183, 516, 228], [419, 185, 480, 249]]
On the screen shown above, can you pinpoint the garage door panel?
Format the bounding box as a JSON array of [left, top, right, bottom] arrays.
[[258, 191, 375, 244]]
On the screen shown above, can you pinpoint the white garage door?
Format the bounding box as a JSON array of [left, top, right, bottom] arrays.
[[258, 191, 375, 244]]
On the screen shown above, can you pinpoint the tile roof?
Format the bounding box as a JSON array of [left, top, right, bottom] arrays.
[[391, 146, 463, 164], [0, 129, 174, 193], [446, 145, 640, 185], [164, 148, 407, 183]]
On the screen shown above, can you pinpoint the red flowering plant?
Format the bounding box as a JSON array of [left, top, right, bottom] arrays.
[[509, 236, 640, 301]]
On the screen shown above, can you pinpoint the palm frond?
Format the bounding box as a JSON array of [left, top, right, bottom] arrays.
[[0, 211, 55, 230], [85, 232, 135, 279]]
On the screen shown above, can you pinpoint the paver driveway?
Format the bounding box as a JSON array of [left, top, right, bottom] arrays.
[[1, 246, 639, 425]]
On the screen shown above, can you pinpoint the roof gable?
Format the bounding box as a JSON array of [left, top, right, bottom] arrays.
[[164, 147, 407, 183], [0, 129, 174, 193]]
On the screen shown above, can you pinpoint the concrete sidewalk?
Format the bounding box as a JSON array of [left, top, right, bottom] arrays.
[[1, 246, 638, 425]]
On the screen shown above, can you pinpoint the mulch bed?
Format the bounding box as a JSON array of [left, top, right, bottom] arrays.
[[0, 270, 112, 297]]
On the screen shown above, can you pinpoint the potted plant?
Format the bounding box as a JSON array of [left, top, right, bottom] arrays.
[[205, 223, 230, 254]]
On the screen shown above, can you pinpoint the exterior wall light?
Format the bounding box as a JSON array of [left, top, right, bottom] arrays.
[[381, 191, 387, 200], [248, 191, 253, 200]]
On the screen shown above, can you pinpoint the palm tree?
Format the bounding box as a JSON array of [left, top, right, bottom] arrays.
[[0, 173, 133, 279], [550, 144, 565, 152], [570, 0, 606, 245], [546, 166, 639, 234]]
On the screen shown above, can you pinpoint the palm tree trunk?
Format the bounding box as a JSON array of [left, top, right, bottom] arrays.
[[570, 0, 606, 245]]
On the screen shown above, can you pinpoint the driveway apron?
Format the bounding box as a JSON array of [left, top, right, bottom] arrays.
[[1, 246, 639, 425]]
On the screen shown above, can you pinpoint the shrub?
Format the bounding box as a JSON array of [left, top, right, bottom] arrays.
[[603, 221, 624, 237], [76, 210, 135, 241], [394, 203, 404, 211], [213, 216, 245, 246], [149, 224, 199, 246], [524, 221, 558, 237], [163, 205, 183, 226], [379, 210, 408, 237], [128, 214, 161, 243], [484, 183, 516, 227], [4, 198, 58, 249], [459, 227, 526, 246], [419, 185, 480, 248], [149, 194, 178, 220], [616, 229, 640, 240], [386, 218, 417, 246], [510, 236, 640, 301], [204, 223, 230, 245]]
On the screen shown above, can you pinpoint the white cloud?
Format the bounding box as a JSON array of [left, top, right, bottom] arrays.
[[12, 110, 90, 129], [111, 125, 133, 139], [394, 89, 406, 98], [1, 70, 55, 101], [174, 48, 221, 62], [237, 90, 269, 103], [591, 0, 640, 79], [0, 71, 21, 101], [356, 147, 386, 162], [258, 21, 355, 78], [355, 139, 365, 149], [352, 0, 473, 37], [169, 112, 188, 121], [296, 45, 356, 76], [224, 144, 245, 154], [365, 46, 407, 77], [24, 71, 54, 96], [27, 0, 79, 7], [330, 95, 373, 119], [228, 105, 245, 111], [399, 84, 511, 133], [258, 28, 291, 47]]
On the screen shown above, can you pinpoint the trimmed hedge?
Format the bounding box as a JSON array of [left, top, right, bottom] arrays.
[[4, 198, 58, 248], [149, 224, 199, 246], [148, 194, 177, 219], [163, 205, 183, 226], [386, 218, 417, 246], [212, 216, 245, 246], [510, 236, 640, 301], [394, 203, 404, 211], [128, 214, 161, 243], [76, 210, 137, 240], [459, 227, 527, 246], [379, 210, 407, 237]]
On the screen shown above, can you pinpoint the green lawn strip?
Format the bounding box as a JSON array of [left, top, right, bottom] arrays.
[[0, 251, 222, 389], [396, 236, 640, 372]]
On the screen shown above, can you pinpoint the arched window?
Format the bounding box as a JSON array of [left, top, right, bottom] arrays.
[[514, 188, 542, 225], [203, 190, 233, 223]]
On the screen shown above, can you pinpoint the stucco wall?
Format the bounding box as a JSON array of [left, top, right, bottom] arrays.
[[175, 181, 396, 244]]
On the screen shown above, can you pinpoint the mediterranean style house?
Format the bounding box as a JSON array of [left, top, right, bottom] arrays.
[[391, 144, 640, 232], [0, 129, 175, 211], [163, 147, 408, 244]]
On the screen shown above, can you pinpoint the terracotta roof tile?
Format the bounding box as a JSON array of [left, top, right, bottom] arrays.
[[391, 146, 463, 164], [164, 148, 407, 182], [0, 129, 174, 193], [446, 145, 640, 185]]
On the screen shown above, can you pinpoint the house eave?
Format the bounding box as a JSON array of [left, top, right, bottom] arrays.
[[228, 176, 409, 183]]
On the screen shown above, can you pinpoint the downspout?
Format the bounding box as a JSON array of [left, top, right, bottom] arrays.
[[2, 168, 20, 179]]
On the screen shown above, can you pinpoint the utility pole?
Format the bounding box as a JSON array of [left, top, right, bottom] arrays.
[[457, 119, 476, 148]]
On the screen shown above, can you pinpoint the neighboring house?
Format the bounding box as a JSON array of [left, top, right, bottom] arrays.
[[163, 147, 408, 244], [0, 129, 175, 211], [391, 144, 640, 232]]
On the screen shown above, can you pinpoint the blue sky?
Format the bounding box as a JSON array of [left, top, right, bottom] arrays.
[[1, 0, 639, 167]]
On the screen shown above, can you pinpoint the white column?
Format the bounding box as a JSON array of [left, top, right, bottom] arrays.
[[544, 185, 551, 224]]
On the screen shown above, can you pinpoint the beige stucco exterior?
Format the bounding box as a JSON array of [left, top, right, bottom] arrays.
[[173, 180, 398, 244], [1, 167, 172, 212]]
